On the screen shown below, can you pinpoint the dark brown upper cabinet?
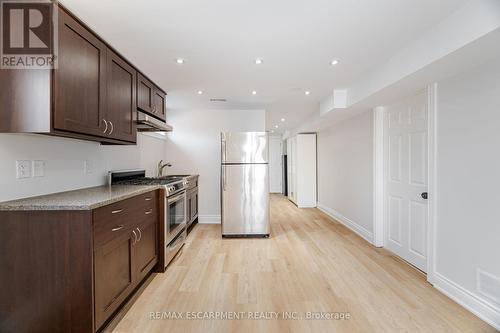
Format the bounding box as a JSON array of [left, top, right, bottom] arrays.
[[106, 50, 137, 143], [153, 88, 167, 120], [0, 4, 168, 145], [137, 73, 167, 122], [137, 73, 154, 114], [53, 9, 107, 138]]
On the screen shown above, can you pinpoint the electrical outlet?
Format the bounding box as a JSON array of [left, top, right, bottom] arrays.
[[33, 160, 45, 177], [84, 160, 93, 174], [16, 160, 32, 179]]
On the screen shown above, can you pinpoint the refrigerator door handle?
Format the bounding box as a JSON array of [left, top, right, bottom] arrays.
[[222, 166, 227, 191], [222, 140, 227, 163], [221, 132, 227, 163]]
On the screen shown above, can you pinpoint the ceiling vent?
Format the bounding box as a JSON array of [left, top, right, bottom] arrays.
[[210, 98, 227, 102]]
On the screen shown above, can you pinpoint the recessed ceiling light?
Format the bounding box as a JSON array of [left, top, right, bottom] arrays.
[[252, 90, 257, 95], [274, 125, 279, 129], [176, 58, 185, 64], [270, 129, 274, 133], [281, 118, 285, 122], [255, 58, 263, 65], [330, 59, 339, 66], [305, 91, 310, 95], [197, 90, 203, 95]]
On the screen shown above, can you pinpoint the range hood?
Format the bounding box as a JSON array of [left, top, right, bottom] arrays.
[[135, 111, 173, 132]]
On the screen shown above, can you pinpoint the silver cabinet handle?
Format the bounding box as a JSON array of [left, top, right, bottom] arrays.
[[132, 229, 138, 244], [145, 210, 153, 215], [111, 209, 123, 214], [101, 119, 108, 133], [109, 121, 114, 135], [145, 197, 153, 201], [111, 225, 124, 232], [136, 227, 142, 242]]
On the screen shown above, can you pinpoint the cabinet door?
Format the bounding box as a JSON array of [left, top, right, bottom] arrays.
[[187, 194, 192, 222], [152, 88, 166, 121], [134, 218, 158, 283], [94, 231, 136, 330], [106, 50, 137, 143], [137, 73, 154, 114], [192, 188, 198, 220], [53, 8, 107, 137]]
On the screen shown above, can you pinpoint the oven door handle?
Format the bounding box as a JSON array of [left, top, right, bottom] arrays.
[[168, 191, 186, 204]]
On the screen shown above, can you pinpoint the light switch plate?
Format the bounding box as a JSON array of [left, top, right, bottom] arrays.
[[16, 160, 32, 179], [33, 160, 45, 177]]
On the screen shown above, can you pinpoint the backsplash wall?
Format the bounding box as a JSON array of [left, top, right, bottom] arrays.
[[0, 133, 167, 202]]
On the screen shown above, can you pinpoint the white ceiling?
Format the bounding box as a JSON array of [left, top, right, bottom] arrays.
[[61, 0, 468, 133]]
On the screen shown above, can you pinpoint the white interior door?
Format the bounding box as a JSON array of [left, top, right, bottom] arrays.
[[385, 91, 428, 272], [269, 136, 282, 193]]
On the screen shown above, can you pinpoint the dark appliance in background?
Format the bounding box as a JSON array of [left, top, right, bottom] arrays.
[[282, 154, 288, 196]]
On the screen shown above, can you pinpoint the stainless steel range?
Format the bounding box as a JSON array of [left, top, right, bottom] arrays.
[[109, 170, 189, 268]]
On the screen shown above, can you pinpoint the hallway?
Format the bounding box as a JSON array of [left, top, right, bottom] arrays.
[[112, 195, 493, 333]]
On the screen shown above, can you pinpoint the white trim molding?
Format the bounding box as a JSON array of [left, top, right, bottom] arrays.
[[198, 215, 221, 224], [433, 272, 500, 331], [372, 106, 385, 247], [317, 203, 374, 244]]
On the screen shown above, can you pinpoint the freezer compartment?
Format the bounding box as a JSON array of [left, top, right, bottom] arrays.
[[221, 164, 270, 236], [221, 132, 269, 164]]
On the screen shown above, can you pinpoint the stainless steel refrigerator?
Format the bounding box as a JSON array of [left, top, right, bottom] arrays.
[[221, 132, 270, 237]]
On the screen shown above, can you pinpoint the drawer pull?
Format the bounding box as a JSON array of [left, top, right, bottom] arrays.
[[145, 197, 153, 201], [111, 209, 123, 214], [111, 225, 124, 232], [145, 210, 153, 215]]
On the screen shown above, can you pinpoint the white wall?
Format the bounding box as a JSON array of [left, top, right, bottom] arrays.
[[295, 133, 317, 208], [434, 58, 500, 325], [0, 133, 167, 202], [164, 108, 266, 223], [317, 110, 374, 242]]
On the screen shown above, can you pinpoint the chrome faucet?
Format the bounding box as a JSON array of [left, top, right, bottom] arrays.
[[157, 160, 172, 177]]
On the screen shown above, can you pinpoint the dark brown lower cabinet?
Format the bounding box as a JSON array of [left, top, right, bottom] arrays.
[[135, 218, 159, 282], [94, 231, 136, 329], [0, 190, 160, 333]]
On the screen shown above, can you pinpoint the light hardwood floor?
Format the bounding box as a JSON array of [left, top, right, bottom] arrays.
[[113, 194, 494, 333]]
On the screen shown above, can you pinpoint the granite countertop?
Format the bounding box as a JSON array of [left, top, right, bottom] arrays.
[[0, 185, 162, 211]]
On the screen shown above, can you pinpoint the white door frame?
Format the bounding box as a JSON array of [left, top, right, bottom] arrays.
[[373, 84, 438, 284]]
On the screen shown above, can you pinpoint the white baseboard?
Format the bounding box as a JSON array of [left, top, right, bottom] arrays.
[[433, 272, 500, 330], [198, 215, 221, 224], [317, 203, 374, 244]]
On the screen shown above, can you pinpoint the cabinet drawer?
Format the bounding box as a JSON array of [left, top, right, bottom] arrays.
[[93, 191, 158, 247]]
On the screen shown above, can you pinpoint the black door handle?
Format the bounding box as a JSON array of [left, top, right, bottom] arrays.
[[421, 192, 428, 200]]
